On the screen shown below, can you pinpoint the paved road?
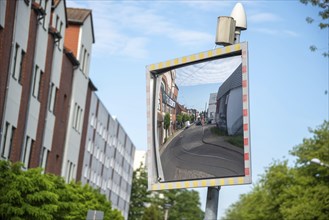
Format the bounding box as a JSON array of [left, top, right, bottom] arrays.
[[160, 124, 244, 182]]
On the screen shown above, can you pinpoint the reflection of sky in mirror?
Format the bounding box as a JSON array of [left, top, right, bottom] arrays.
[[175, 55, 241, 86], [175, 55, 241, 112]]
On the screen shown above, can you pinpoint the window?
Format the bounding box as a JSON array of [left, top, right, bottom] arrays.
[[48, 83, 57, 113], [40, 146, 48, 170], [57, 21, 63, 50], [42, 0, 48, 28], [55, 15, 59, 30], [82, 49, 87, 73], [83, 53, 89, 74], [0, 0, 7, 28], [32, 65, 42, 99], [72, 103, 83, 132], [66, 161, 75, 182], [87, 139, 92, 152], [79, 45, 84, 70], [22, 136, 33, 168], [84, 165, 89, 178], [18, 50, 25, 84], [72, 103, 77, 128], [1, 122, 9, 158], [90, 114, 95, 127], [78, 108, 83, 132], [75, 105, 80, 129], [12, 44, 19, 80]]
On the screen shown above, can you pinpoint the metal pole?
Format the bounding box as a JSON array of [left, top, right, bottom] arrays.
[[204, 186, 220, 220]]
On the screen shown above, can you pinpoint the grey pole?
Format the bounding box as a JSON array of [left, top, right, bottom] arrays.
[[204, 186, 221, 220]]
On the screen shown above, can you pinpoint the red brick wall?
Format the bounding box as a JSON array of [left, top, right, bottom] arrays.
[[10, 9, 38, 163], [76, 81, 93, 181], [64, 25, 80, 57], [46, 53, 74, 175], [0, 1, 16, 147], [29, 32, 55, 168]]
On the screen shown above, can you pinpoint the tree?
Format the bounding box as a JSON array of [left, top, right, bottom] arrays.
[[164, 112, 171, 140], [176, 113, 183, 128], [300, 0, 329, 57], [182, 114, 189, 123], [0, 160, 123, 220], [142, 205, 162, 220], [128, 164, 204, 220], [128, 163, 151, 220], [223, 121, 329, 220], [161, 189, 204, 220], [0, 161, 59, 220], [190, 114, 195, 123]]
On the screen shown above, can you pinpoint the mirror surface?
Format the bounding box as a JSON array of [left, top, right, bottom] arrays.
[[155, 55, 245, 182]]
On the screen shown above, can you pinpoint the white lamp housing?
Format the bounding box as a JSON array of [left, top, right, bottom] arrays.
[[230, 3, 247, 31], [230, 3, 247, 43], [215, 16, 236, 46]]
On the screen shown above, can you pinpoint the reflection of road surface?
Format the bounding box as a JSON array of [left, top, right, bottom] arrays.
[[160, 124, 244, 182]]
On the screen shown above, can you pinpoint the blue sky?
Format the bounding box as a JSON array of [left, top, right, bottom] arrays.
[[67, 0, 328, 218]]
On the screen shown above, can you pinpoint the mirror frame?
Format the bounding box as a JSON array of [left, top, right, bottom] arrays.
[[146, 42, 250, 190]]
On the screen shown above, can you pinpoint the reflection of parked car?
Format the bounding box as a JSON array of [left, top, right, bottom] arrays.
[[185, 121, 190, 129], [196, 120, 202, 126]]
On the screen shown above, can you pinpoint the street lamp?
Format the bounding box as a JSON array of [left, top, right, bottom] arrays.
[[164, 203, 171, 220], [310, 158, 329, 168]]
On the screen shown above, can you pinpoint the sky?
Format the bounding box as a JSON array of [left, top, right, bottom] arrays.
[[67, 0, 328, 218], [175, 56, 241, 112]]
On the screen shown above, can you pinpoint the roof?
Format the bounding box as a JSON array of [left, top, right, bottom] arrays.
[[176, 103, 187, 112], [66, 8, 95, 43], [217, 64, 242, 100], [67, 8, 90, 23]]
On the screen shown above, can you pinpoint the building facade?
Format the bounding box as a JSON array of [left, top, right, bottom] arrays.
[[157, 70, 178, 144], [78, 90, 135, 219], [0, 1, 135, 218]]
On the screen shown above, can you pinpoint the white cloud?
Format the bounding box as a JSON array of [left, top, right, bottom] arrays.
[[249, 12, 282, 23], [181, 1, 232, 11], [66, 1, 213, 59], [252, 28, 299, 37], [175, 56, 242, 86]]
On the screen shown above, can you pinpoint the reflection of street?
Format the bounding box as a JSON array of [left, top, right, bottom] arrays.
[[160, 124, 244, 182]]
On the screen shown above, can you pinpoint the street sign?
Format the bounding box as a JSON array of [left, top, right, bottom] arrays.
[[146, 42, 251, 190]]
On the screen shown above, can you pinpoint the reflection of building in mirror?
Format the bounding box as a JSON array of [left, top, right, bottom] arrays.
[[215, 64, 243, 136], [158, 63, 244, 182], [157, 70, 179, 145], [208, 93, 217, 124]]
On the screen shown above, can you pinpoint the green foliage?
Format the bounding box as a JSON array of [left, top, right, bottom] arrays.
[[0, 162, 58, 220], [163, 189, 204, 220], [0, 161, 123, 220], [190, 114, 195, 123], [164, 113, 171, 130], [300, 0, 329, 57], [176, 113, 183, 125], [128, 164, 204, 220], [182, 114, 190, 123], [128, 164, 151, 220], [223, 121, 329, 220], [142, 205, 162, 220]]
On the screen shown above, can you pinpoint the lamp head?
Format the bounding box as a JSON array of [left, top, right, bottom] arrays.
[[230, 3, 247, 31]]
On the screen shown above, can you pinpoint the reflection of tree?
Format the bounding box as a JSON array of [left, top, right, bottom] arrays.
[[176, 114, 183, 128], [164, 113, 170, 142], [182, 114, 189, 123]]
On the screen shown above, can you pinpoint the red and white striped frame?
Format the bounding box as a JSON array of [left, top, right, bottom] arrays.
[[146, 42, 251, 191]]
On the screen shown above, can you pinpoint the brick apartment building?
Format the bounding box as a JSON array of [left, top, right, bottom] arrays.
[[0, 1, 135, 218]]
